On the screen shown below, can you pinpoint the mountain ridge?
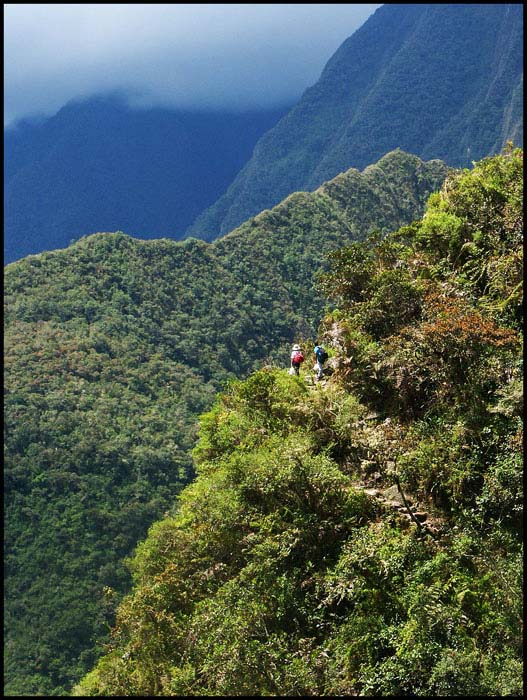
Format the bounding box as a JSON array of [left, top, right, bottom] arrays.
[[4, 150, 449, 695], [72, 146, 523, 697], [4, 95, 288, 263], [188, 3, 523, 240]]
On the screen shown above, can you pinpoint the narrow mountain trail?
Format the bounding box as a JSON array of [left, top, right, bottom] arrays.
[[350, 481, 444, 538], [303, 367, 444, 538]]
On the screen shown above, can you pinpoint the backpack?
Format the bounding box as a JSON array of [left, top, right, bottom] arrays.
[[315, 346, 328, 363], [292, 351, 304, 364]]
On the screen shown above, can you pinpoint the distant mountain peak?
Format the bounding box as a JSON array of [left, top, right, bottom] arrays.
[[188, 3, 523, 240]]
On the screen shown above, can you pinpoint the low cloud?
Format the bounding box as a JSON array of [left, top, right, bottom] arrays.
[[4, 3, 380, 125]]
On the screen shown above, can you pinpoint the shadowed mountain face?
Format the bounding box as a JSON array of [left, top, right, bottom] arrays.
[[188, 3, 523, 240], [5, 5, 521, 265], [3, 96, 288, 263]]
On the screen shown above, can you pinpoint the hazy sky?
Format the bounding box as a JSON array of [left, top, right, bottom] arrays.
[[4, 3, 381, 125]]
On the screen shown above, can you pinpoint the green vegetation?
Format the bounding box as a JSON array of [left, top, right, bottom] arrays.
[[4, 151, 447, 695], [189, 4, 523, 239], [74, 147, 523, 695], [4, 97, 288, 263]]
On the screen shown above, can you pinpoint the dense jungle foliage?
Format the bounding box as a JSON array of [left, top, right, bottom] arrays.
[[74, 146, 523, 696], [3, 151, 448, 695]]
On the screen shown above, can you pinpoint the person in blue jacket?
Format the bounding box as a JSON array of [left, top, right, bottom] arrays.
[[313, 342, 328, 380]]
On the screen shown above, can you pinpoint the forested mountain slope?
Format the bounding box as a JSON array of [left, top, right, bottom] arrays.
[[4, 150, 448, 696], [4, 95, 287, 263], [75, 147, 523, 697], [189, 3, 523, 240]]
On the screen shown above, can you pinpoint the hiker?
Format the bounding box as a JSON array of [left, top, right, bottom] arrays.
[[313, 342, 328, 380], [290, 344, 305, 375]]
